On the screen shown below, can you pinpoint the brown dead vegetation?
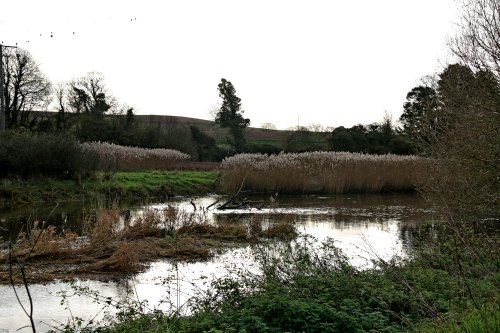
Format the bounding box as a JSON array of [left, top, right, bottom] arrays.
[[266, 222, 297, 240], [0, 206, 299, 284]]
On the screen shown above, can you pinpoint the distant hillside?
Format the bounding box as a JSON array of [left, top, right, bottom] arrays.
[[135, 115, 215, 129], [135, 114, 293, 142], [43, 111, 322, 145]]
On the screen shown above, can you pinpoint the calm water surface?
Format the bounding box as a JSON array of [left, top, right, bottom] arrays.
[[0, 194, 434, 332]]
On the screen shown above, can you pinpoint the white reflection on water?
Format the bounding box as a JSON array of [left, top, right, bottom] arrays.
[[0, 194, 430, 332], [0, 280, 120, 332], [131, 246, 258, 314]]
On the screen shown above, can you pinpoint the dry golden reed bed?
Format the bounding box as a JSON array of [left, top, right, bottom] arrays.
[[221, 152, 427, 194], [81, 141, 191, 171]]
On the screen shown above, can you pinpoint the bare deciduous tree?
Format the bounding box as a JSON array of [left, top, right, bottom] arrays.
[[54, 82, 69, 131], [418, 64, 499, 222], [450, 0, 500, 79], [260, 122, 277, 130], [2, 48, 51, 128], [307, 123, 332, 132]]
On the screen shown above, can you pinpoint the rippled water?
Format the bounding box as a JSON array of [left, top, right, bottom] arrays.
[[0, 194, 433, 332]]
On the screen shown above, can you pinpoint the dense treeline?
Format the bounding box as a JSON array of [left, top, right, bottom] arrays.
[[0, 47, 414, 169], [1, 46, 497, 176], [0, 59, 224, 163], [327, 122, 412, 155], [0, 46, 423, 171], [0, 59, 495, 168]]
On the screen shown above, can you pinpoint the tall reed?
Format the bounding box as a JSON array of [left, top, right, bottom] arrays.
[[221, 152, 427, 193], [81, 141, 190, 172]]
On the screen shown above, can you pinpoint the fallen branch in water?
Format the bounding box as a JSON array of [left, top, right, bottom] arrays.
[[216, 195, 264, 210], [215, 173, 267, 210]]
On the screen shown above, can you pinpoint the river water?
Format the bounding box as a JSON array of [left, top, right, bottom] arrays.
[[0, 194, 434, 332]]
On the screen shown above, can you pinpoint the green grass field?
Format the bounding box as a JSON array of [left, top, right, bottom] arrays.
[[247, 139, 283, 148], [0, 171, 220, 204], [110, 171, 218, 193]]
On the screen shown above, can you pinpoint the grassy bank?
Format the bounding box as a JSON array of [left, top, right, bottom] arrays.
[[0, 171, 219, 204]]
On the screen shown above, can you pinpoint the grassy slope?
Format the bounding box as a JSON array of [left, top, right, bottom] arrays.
[[0, 171, 219, 204]]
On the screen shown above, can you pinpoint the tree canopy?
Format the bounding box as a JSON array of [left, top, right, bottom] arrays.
[[328, 122, 412, 155], [400, 86, 439, 135], [215, 78, 250, 153]]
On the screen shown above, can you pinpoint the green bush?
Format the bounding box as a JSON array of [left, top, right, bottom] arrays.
[[176, 239, 455, 333], [246, 142, 282, 155], [418, 304, 500, 333]]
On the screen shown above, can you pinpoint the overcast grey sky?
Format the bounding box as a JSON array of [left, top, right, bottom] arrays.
[[1, 0, 459, 129]]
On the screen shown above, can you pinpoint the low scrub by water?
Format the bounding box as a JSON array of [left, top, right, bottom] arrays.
[[0, 205, 297, 283], [82, 232, 499, 333]]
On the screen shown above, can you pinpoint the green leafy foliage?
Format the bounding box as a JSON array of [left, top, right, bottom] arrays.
[[399, 86, 439, 143], [328, 123, 413, 155], [97, 230, 498, 333], [190, 126, 224, 161], [418, 304, 500, 333]]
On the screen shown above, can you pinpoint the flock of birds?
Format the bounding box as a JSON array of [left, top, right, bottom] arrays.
[[2, 17, 138, 47]]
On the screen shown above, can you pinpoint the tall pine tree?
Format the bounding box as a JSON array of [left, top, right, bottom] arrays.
[[215, 78, 250, 153]]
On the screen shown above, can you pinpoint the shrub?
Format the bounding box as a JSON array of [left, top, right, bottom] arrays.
[[0, 132, 97, 179], [179, 238, 445, 333]]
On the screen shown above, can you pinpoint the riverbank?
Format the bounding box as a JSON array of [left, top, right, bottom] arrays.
[[0, 152, 429, 206], [94, 228, 500, 333], [0, 170, 220, 204]]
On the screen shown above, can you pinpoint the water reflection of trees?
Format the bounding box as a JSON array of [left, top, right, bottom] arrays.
[[0, 204, 119, 241], [399, 218, 500, 256], [399, 222, 444, 254]]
